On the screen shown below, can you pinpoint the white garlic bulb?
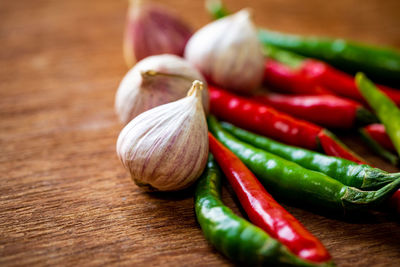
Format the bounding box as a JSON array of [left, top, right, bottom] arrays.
[[123, 0, 192, 67], [184, 9, 264, 93], [116, 80, 209, 191], [115, 54, 209, 124]]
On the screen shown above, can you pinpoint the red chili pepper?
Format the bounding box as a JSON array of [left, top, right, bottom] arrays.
[[317, 130, 367, 164], [209, 86, 322, 150], [208, 132, 332, 263], [251, 93, 370, 129], [363, 124, 396, 152], [301, 59, 400, 106], [264, 60, 331, 95], [209, 86, 366, 163]]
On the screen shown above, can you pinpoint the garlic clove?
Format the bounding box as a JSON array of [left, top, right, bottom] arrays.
[[116, 80, 209, 192], [115, 54, 209, 124], [184, 9, 264, 93], [124, 0, 192, 67]]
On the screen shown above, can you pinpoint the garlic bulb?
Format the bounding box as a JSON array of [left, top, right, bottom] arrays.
[[124, 0, 192, 67], [115, 54, 209, 124], [116, 80, 209, 191], [184, 9, 264, 93]]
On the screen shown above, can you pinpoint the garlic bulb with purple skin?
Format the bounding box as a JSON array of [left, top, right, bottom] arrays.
[[116, 81, 209, 191], [184, 9, 264, 93], [123, 0, 192, 67], [115, 54, 209, 124]]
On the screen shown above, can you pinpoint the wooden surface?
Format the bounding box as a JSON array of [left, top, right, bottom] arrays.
[[1, 0, 399, 266]]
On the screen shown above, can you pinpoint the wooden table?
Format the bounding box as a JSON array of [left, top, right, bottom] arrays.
[[1, 0, 399, 266]]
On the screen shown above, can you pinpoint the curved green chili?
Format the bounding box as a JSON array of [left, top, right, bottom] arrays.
[[194, 155, 333, 266], [356, 73, 400, 157], [208, 116, 400, 212], [221, 122, 400, 189]]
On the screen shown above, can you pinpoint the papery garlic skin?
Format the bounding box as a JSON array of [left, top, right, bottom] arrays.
[[115, 54, 209, 124], [184, 9, 264, 93], [116, 81, 209, 191], [124, 0, 192, 67]]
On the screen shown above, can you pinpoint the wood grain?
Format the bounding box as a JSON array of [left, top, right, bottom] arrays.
[[0, 0, 399, 266]]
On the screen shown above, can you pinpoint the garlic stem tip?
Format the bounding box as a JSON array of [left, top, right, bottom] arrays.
[[187, 80, 204, 96], [141, 70, 158, 77], [130, 0, 143, 7], [238, 8, 253, 19]]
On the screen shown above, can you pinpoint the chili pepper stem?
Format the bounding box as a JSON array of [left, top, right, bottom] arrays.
[[341, 178, 400, 211], [355, 107, 379, 126]]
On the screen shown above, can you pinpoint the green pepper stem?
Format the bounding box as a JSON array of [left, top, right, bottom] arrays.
[[342, 178, 400, 211], [355, 107, 379, 126]]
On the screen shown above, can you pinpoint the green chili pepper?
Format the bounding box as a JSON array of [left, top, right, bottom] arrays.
[[221, 122, 400, 189], [194, 155, 333, 266], [208, 116, 400, 212], [356, 73, 400, 157]]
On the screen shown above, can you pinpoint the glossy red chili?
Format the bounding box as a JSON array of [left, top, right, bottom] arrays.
[[363, 124, 396, 152], [252, 93, 361, 129], [208, 133, 332, 263], [209, 86, 322, 150], [210, 86, 365, 161], [301, 59, 400, 106], [264, 60, 331, 95]]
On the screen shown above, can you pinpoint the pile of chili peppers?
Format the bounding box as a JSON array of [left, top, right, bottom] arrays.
[[192, 1, 400, 266]]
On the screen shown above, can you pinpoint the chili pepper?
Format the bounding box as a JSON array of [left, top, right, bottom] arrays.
[[194, 155, 331, 266], [359, 124, 399, 166], [209, 86, 365, 162], [208, 115, 400, 212], [264, 59, 331, 95], [210, 86, 320, 149], [252, 93, 377, 129], [220, 122, 400, 189], [258, 29, 400, 86], [264, 45, 400, 106], [208, 133, 332, 263], [300, 59, 400, 106], [362, 124, 396, 152], [356, 73, 400, 156]]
